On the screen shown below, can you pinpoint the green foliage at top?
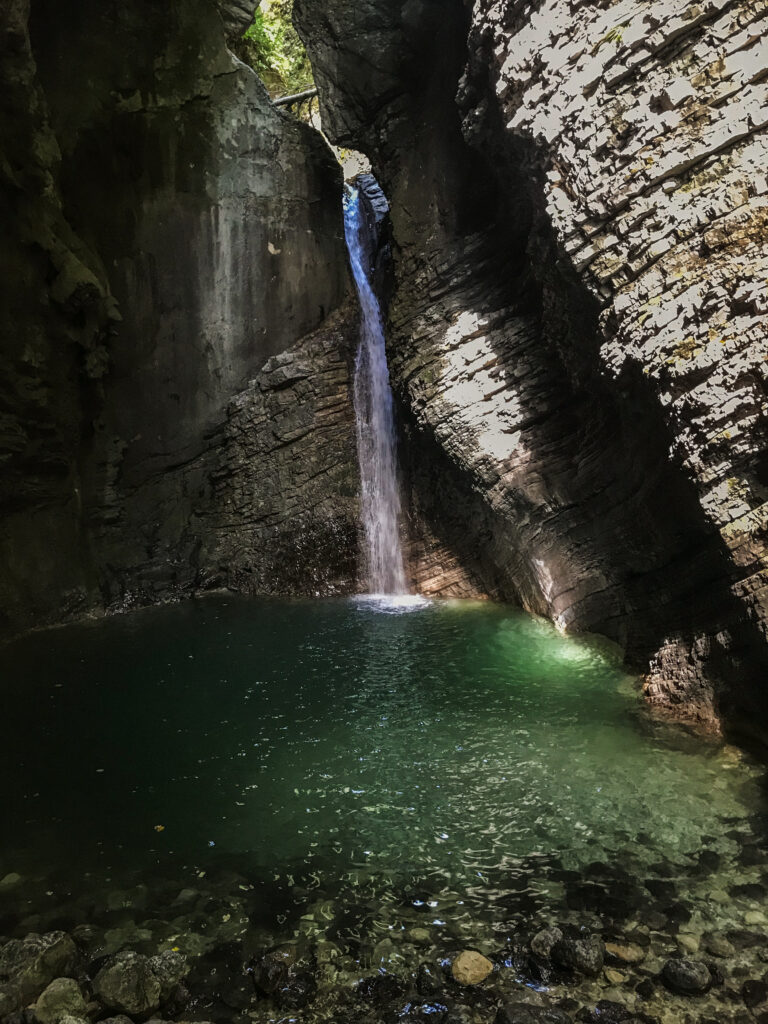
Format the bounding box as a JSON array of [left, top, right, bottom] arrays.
[[236, 1, 313, 98]]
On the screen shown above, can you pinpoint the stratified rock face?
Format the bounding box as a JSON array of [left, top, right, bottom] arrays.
[[0, 0, 358, 634], [296, 0, 768, 736], [465, 0, 768, 730]]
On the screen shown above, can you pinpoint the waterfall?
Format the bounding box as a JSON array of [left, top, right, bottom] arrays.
[[343, 185, 408, 596]]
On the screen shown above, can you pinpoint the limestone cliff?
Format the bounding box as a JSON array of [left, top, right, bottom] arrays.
[[295, 0, 768, 737], [0, 0, 359, 636]]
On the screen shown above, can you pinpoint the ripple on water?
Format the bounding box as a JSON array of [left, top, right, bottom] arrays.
[[0, 594, 766, 1021]]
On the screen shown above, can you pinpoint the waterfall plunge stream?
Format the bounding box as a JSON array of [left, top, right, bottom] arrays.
[[344, 186, 408, 595]]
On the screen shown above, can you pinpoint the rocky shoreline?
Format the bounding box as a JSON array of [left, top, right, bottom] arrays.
[[4, 812, 768, 1024]]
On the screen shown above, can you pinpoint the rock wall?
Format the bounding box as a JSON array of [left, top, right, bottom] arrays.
[[0, 0, 359, 637], [296, 0, 768, 738]]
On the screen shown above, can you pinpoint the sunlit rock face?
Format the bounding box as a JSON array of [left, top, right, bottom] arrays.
[[0, 0, 358, 635], [296, 0, 768, 737]]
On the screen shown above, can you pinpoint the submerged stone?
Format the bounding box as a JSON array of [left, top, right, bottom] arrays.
[[605, 942, 645, 965], [741, 979, 768, 1008], [531, 928, 563, 959], [147, 950, 188, 1000], [452, 950, 493, 985], [34, 978, 88, 1024], [660, 958, 711, 995], [703, 933, 735, 958], [357, 972, 405, 1004], [0, 932, 78, 1009], [552, 936, 605, 977], [277, 970, 317, 1010], [496, 1001, 573, 1024], [577, 1000, 633, 1022], [93, 951, 162, 1016]]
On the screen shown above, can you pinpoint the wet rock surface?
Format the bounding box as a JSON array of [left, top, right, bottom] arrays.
[[660, 957, 712, 995], [0, 0, 357, 639], [33, 978, 88, 1024], [452, 950, 494, 985], [551, 936, 605, 977], [92, 952, 163, 1017], [2, 812, 768, 1024], [295, 0, 768, 740]]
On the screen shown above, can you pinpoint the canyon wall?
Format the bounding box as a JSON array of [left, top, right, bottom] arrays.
[[0, 0, 360, 636], [2, 0, 766, 742], [296, 0, 768, 738]]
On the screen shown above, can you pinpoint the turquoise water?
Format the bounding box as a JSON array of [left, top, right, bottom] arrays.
[[0, 596, 761, 918]]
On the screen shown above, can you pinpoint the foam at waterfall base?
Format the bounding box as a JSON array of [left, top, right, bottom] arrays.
[[352, 593, 432, 614]]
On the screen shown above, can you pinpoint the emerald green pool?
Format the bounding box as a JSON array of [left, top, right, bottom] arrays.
[[0, 595, 766, 1012]]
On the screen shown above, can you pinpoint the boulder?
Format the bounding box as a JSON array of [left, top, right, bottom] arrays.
[[703, 933, 734, 959], [552, 936, 605, 976], [34, 978, 88, 1024], [357, 971, 405, 1005], [0, 932, 78, 1009], [249, 947, 317, 1010], [396, 1001, 450, 1023], [277, 970, 316, 1010], [741, 979, 768, 1008], [496, 1002, 573, 1024], [605, 942, 645, 965], [451, 950, 493, 985], [660, 958, 711, 995], [147, 950, 188, 1000], [578, 1000, 633, 1022], [93, 951, 162, 1017], [531, 928, 563, 959]]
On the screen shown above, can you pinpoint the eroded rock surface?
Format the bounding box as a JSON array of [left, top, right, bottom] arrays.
[[296, 0, 768, 738], [0, 0, 358, 636]]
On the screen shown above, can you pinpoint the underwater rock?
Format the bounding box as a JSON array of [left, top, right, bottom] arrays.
[[551, 936, 605, 977], [0, 932, 78, 1009], [741, 978, 768, 1008], [417, 963, 443, 997], [399, 1002, 449, 1023], [495, 1001, 573, 1024], [451, 950, 493, 985], [605, 942, 645, 965], [576, 1000, 634, 1023], [531, 928, 563, 959], [276, 969, 317, 1010], [249, 947, 317, 1010], [660, 957, 712, 995], [33, 978, 88, 1024], [357, 972, 405, 1004], [444, 1011, 473, 1024], [93, 951, 162, 1016], [702, 933, 735, 959], [147, 950, 188, 1001]]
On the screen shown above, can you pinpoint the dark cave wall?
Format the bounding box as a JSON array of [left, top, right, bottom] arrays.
[[295, 0, 768, 737], [0, 0, 360, 637]]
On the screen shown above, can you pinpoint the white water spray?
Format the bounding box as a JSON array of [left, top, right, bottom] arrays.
[[343, 185, 408, 596]]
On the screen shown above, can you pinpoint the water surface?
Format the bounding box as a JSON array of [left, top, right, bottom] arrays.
[[0, 596, 765, 991]]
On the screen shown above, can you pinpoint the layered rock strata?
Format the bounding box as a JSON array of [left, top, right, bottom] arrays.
[[0, 0, 359, 636], [296, 0, 768, 736]]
